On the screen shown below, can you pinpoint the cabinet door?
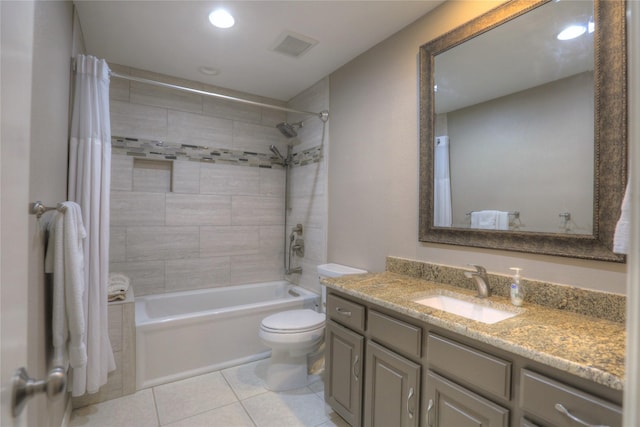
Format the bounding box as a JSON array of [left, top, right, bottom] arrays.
[[325, 320, 364, 427], [364, 341, 421, 427], [426, 371, 509, 427]]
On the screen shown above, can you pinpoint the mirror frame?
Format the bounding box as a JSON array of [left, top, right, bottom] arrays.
[[419, 0, 627, 262]]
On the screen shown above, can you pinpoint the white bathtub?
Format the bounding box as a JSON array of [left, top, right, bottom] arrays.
[[135, 281, 319, 389]]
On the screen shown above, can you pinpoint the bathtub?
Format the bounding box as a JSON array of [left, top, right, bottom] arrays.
[[135, 281, 319, 389]]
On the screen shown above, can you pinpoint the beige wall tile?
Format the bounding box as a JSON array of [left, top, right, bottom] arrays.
[[132, 159, 172, 193], [259, 167, 286, 197], [108, 304, 123, 353], [109, 64, 131, 102], [230, 253, 282, 284], [110, 100, 167, 140], [203, 97, 262, 123], [289, 161, 324, 197], [165, 257, 231, 291], [259, 225, 285, 255], [126, 226, 199, 261], [232, 196, 284, 226], [111, 191, 165, 226], [110, 227, 127, 263], [165, 193, 231, 226], [233, 121, 285, 153], [199, 163, 260, 196], [167, 110, 232, 147], [130, 71, 203, 114], [110, 260, 165, 296], [200, 226, 260, 257], [288, 194, 325, 229], [111, 154, 133, 191], [172, 160, 200, 194]]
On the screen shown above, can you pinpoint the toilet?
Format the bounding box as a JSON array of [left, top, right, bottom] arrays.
[[259, 263, 367, 391]]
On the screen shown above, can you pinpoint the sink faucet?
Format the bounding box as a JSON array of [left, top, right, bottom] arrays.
[[464, 264, 491, 298]]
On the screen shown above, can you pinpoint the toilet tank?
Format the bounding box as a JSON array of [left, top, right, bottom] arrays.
[[317, 263, 367, 312]]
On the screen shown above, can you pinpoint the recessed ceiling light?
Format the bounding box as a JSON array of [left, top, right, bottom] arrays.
[[557, 24, 587, 41], [199, 66, 220, 76], [209, 9, 234, 29]]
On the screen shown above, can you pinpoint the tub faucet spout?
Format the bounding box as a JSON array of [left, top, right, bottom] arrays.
[[464, 264, 491, 298]]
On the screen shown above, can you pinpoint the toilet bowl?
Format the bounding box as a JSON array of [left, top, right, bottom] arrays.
[[259, 263, 366, 391]]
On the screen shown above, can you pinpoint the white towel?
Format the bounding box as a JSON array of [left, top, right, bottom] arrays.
[[471, 210, 509, 230], [613, 179, 630, 254], [45, 202, 87, 368], [108, 273, 130, 296]]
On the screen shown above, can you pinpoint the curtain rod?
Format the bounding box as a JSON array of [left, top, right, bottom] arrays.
[[109, 72, 329, 122]]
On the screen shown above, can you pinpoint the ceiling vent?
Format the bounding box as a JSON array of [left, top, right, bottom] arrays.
[[271, 31, 318, 58]]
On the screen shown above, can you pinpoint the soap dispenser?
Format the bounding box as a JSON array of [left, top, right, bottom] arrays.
[[509, 267, 524, 306]]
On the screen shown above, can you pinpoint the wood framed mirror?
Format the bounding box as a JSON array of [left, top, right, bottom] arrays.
[[419, 0, 626, 262]]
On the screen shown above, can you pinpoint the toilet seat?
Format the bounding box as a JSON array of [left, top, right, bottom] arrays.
[[260, 309, 325, 334]]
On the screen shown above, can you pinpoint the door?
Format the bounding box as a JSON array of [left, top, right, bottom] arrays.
[[364, 341, 420, 427], [1, 2, 37, 425], [426, 371, 509, 427], [325, 320, 364, 427]]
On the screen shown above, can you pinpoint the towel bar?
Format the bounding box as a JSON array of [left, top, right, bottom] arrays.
[[30, 201, 66, 219]]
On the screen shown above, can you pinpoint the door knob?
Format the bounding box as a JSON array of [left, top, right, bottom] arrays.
[[11, 366, 66, 417]]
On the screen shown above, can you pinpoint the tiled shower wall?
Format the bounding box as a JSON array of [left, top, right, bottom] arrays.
[[284, 78, 329, 294], [108, 64, 328, 296]]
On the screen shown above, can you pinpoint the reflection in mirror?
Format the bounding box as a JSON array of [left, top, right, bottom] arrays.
[[434, 0, 594, 234], [419, 0, 626, 261]]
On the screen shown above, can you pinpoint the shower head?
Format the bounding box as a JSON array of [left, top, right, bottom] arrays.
[[269, 145, 287, 164], [276, 121, 303, 138]]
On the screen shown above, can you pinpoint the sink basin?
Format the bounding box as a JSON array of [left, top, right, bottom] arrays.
[[413, 295, 520, 324]]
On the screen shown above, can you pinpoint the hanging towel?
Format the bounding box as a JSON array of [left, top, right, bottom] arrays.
[[471, 210, 509, 230], [45, 202, 87, 368], [613, 178, 630, 254]]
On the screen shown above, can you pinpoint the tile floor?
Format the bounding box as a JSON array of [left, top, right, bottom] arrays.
[[69, 359, 349, 427]]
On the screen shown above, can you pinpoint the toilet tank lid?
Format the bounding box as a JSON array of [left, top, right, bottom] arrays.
[[317, 263, 367, 277]]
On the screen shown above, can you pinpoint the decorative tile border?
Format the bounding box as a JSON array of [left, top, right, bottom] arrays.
[[111, 136, 323, 169], [386, 256, 626, 323]]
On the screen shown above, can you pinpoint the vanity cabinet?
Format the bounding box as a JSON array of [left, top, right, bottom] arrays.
[[519, 369, 622, 427], [426, 370, 509, 427], [325, 320, 364, 427], [324, 289, 622, 427], [364, 341, 421, 427]]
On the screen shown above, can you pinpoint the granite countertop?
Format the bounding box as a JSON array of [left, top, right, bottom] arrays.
[[322, 272, 625, 391]]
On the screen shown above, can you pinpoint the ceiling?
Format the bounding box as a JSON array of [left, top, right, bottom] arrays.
[[74, 1, 443, 102]]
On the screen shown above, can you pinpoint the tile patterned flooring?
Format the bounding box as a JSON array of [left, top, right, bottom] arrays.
[[69, 359, 349, 427]]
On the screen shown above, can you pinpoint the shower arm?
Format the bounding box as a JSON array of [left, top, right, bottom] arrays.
[[109, 72, 329, 122]]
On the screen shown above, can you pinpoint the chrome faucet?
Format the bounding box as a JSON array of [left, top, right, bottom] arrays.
[[464, 264, 491, 298]]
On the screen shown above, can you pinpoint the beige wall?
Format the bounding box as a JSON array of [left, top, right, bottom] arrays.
[[328, 0, 627, 294], [27, 1, 75, 425], [448, 72, 594, 233]]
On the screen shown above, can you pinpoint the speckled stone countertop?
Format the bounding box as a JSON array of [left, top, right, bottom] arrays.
[[322, 272, 625, 391]]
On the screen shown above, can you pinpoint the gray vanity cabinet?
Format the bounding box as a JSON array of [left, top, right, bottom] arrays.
[[426, 370, 510, 427], [325, 320, 364, 427], [364, 341, 421, 427]]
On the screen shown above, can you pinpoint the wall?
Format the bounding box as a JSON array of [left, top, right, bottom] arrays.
[[108, 66, 295, 295], [447, 72, 594, 233], [27, 1, 75, 426], [284, 78, 330, 293], [328, 0, 627, 294]]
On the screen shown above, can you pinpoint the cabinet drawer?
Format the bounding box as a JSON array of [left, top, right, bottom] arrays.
[[520, 369, 621, 427], [427, 333, 511, 400], [369, 310, 422, 358], [327, 294, 366, 333]]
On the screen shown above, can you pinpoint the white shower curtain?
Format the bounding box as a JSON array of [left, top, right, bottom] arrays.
[[68, 54, 115, 396], [434, 136, 452, 227]]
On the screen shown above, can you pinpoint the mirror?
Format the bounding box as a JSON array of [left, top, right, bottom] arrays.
[[419, 0, 626, 262]]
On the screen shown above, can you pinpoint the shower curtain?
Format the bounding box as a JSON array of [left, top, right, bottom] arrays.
[[68, 54, 115, 396], [434, 136, 452, 227]]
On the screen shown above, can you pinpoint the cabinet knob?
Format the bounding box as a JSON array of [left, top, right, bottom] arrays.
[[554, 403, 609, 427]]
